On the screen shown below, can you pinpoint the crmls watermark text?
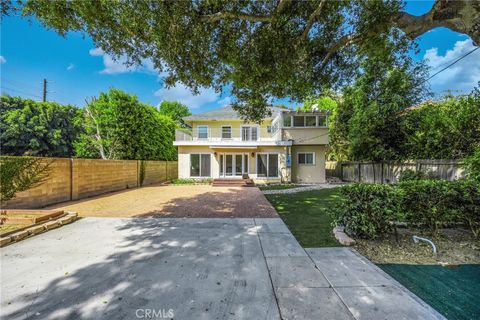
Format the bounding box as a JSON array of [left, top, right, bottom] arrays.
[[135, 308, 174, 319]]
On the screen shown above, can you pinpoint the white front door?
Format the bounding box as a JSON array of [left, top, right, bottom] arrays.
[[219, 153, 249, 178]]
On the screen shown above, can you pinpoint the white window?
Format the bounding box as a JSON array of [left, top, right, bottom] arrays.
[[293, 116, 305, 127], [257, 153, 279, 178], [221, 126, 232, 139], [190, 154, 211, 177], [283, 115, 292, 127], [197, 125, 208, 139], [241, 126, 259, 141], [305, 116, 316, 127], [318, 115, 327, 127], [298, 152, 315, 165]]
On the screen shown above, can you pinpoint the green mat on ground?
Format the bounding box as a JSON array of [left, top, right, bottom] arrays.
[[378, 264, 480, 320]]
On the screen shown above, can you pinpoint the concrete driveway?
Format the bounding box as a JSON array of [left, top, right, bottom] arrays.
[[1, 217, 444, 320], [47, 185, 278, 218]]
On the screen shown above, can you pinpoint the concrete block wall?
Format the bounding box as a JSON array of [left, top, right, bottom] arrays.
[[72, 159, 138, 200], [2, 157, 178, 209], [142, 161, 167, 186], [3, 158, 72, 209]]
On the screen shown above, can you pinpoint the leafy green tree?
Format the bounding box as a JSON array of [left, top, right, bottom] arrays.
[[401, 85, 480, 159], [75, 88, 177, 160], [0, 156, 51, 203], [0, 96, 83, 157], [342, 58, 428, 161], [6, 0, 478, 121], [158, 101, 191, 128]]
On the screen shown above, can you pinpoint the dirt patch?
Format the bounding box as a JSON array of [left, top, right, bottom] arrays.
[[48, 185, 278, 218], [355, 228, 480, 265], [0, 224, 24, 234]]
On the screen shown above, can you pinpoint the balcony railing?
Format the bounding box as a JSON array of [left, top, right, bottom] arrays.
[[175, 128, 279, 142]]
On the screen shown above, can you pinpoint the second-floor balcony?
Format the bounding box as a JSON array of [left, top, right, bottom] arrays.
[[175, 127, 279, 143]]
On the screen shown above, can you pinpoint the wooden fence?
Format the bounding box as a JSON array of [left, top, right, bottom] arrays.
[[2, 157, 178, 209], [326, 159, 465, 184]]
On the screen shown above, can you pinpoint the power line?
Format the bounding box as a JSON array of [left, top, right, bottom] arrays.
[[1, 85, 43, 100], [425, 46, 480, 83]]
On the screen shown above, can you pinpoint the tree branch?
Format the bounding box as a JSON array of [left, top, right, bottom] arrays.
[[199, 11, 272, 23], [317, 33, 358, 71], [275, 0, 291, 15], [301, 0, 327, 40], [395, 0, 480, 45]]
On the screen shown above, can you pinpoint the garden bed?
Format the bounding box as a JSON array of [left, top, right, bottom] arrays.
[[0, 209, 64, 225], [0, 210, 78, 246], [354, 227, 480, 265], [258, 183, 300, 191]]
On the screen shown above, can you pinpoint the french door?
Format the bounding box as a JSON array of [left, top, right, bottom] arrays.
[[219, 153, 249, 178]]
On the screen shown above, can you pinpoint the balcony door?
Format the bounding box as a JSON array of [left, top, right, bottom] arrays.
[[219, 153, 249, 178]]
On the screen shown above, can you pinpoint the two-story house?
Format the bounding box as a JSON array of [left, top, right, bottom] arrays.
[[173, 106, 329, 184]]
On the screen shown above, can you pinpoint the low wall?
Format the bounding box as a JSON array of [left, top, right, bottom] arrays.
[[326, 159, 465, 183], [2, 157, 178, 209]]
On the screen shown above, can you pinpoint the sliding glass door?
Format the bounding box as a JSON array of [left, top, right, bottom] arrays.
[[256, 153, 279, 178], [190, 154, 211, 177]]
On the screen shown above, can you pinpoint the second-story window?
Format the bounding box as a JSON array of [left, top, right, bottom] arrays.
[[241, 126, 258, 141], [283, 115, 292, 127], [197, 125, 208, 139], [293, 116, 305, 127], [221, 126, 232, 139], [306, 116, 316, 127]]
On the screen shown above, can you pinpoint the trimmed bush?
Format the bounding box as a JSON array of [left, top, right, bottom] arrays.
[[450, 180, 480, 238], [332, 184, 399, 239], [331, 179, 480, 239], [397, 180, 460, 234]]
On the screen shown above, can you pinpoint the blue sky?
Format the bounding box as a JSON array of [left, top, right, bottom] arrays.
[[1, 1, 479, 114]]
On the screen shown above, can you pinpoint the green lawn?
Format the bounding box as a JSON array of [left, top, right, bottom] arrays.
[[265, 187, 342, 247]]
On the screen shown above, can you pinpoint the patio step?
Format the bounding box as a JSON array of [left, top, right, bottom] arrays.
[[212, 178, 255, 187]]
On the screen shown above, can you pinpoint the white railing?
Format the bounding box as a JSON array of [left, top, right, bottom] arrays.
[[175, 128, 278, 142]]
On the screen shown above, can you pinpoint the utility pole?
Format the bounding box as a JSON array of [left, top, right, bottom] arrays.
[[42, 78, 47, 102]]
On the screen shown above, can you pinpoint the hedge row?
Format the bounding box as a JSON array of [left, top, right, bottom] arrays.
[[331, 180, 480, 239]]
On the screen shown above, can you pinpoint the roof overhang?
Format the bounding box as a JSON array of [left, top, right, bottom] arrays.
[[173, 140, 293, 147]]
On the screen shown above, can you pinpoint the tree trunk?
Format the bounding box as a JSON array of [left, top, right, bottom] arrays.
[[396, 0, 480, 45]]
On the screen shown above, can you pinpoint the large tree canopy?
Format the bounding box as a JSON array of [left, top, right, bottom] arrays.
[[5, 0, 479, 121]]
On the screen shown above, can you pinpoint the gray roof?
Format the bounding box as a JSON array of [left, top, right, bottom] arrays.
[[183, 105, 286, 121]]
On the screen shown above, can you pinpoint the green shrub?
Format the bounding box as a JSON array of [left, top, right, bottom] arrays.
[[397, 180, 462, 234], [0, 156, 51, 202], [464, 147, 480, 183], [398, 169, 425, 182], [331, 183, 399, 239], [333, 179, 480, 239], [172, 178, 212, 185], [450, 180, 480, 238]]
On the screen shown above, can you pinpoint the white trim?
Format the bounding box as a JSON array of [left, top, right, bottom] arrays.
[[256, 152, 280, 179], [297, 152, 315, 165], [197, 125, 209, 139], [189, 153, 212, 178]]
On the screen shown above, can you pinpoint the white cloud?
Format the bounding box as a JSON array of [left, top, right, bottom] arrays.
[[218, 96, 232, 107], [89, 48, 155, 75], [154, 83, 219, 109], [423, 39, 480, 95], [0, 56, 6, 64], [67, 63, 75, 71]]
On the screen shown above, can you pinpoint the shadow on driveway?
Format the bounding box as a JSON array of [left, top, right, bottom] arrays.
[[1, 217, 279, 319]]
